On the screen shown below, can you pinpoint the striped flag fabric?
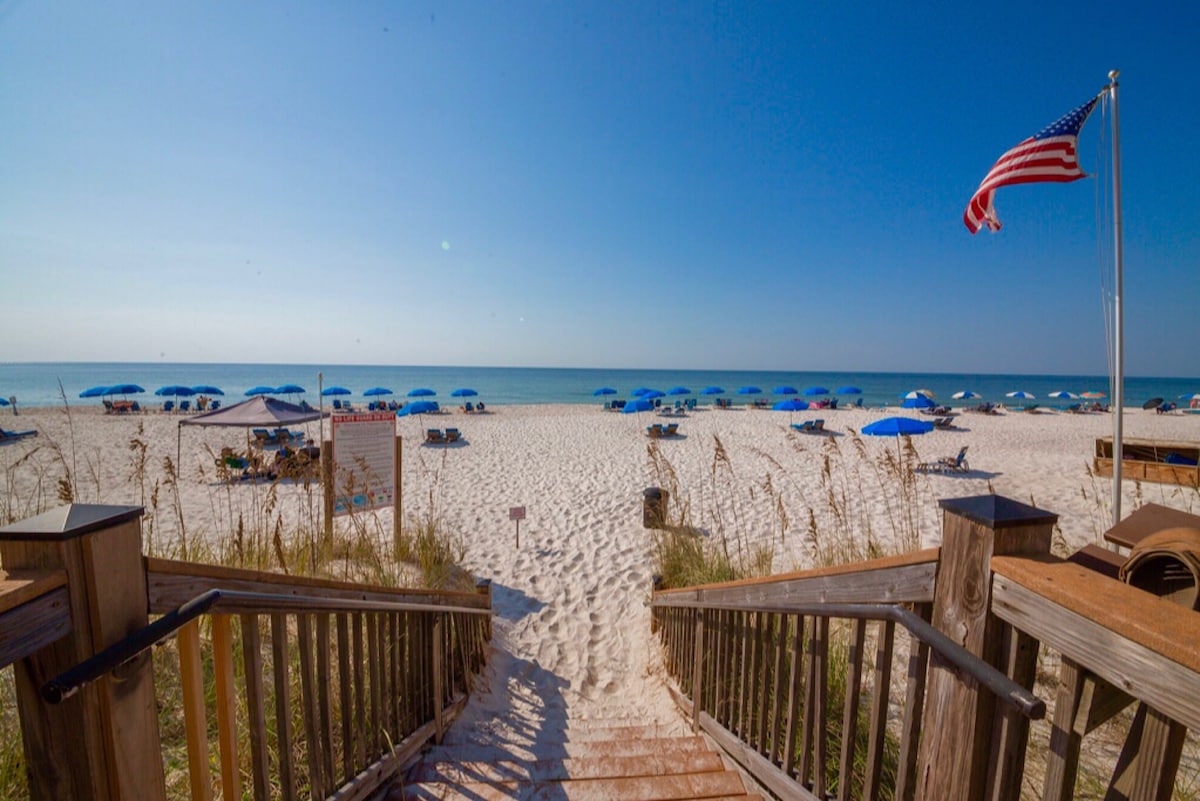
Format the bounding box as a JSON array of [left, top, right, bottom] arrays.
[[964, 95, 1100, 234]]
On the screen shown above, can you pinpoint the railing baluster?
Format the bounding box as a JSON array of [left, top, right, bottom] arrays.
[[352, 612, 366, 770], [769, 612, 786, 766], [812, 615, 830, 798], [297, 613, 325, 797], [756, 613, 773, 754], [783, 614, 806, 779], [239, 613, 271, 801], [336, 613, 352, 785], [211, 614, 241, 801], [271, 613, 297, 801], [837, 618, 866, 801], [315, 613, 335, 792], [178, 618, 213, 801], [798, 615, 818, 786], [432, 613, 445, 743], [895, 604, 931, 801], [862, 618, 895, 801], [368, 612, 382, 757], [392, 612, 403, 734], [736, 611, 750, 738], [1042, 657, 1086, 801]]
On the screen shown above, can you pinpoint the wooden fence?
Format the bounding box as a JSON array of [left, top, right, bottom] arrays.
[[652, 494, 1200, 801], [0, 504, 493, 801]]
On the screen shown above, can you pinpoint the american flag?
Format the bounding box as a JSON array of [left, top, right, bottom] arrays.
[[964, 95, 1100, 234]]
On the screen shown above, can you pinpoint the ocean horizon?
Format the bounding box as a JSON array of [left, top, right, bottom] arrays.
[[1, 362, 1197, 411]]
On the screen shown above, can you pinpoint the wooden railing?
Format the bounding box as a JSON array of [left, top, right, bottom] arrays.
[[0, 504, 493, 801], [652, 495, 1200, 801]]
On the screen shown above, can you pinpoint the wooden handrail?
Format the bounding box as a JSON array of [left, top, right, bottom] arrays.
[[43, 587, 492, 704]]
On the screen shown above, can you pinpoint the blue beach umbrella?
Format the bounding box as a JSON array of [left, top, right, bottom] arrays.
[[322, 386, 351, 397], [106, 384, 145, 397], [155, 385, 196, 397], [701, 386, 725, 395], [837, 386, 863, 395], [737, 386, 762, 395], [396, 400, 439, 417], [773, 399, 809, 411], [363, 387, 394, 397], [902, 395, 937, 409], [1047, 391, 1078, 400], [245, 386, 276, 396], [593, 387, 617, 396], [80, 386, 110, 398], [1180, 393, 1200, 401], [951, 391, 981, 400], [862, 417, 934, 437], [667, 386, 692, 396], [450, 388, 478, 398], [408, 388, 436, 398], [1006, 391, 1036, 400], [621, 397, 656, 414], [190, 385, 224, 396], [641, 390, 666, 400], [803, 386, 830, 396], [901, 390, 935, 400], [0, 398, 8, 406], [630, 387, 653, 397], [275, 384, 306, 395], [774, 385, 799, 395]]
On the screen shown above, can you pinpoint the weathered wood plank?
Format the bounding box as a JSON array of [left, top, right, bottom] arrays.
[[1106, 703, 1186, 801], [316, 613, 335, 791], [837, 618, 866, 801], [271, 613, 297, 801], [983, 622, 1039, 801], [895, 604, 931, 801], [991, 569, 1200, 730], [211, 614, 242, 801], [239, 614, 271, 801], [178, 618, 213, 801], [352, 612, 366, 769], [782, 614, 805, 779], [297, 613, 325, 797], [769, 612, 787, 766], [0, 584, 70, 670], [337, 613, 353, 784], [1042, 657, 1086, 801], [862, 618, 895, 801], [0, 568, 67, 614]]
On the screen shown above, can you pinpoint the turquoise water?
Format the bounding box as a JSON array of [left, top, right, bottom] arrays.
[[1, 362, 1197, 410]]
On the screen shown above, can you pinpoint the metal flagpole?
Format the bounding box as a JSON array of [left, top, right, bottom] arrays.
[[1108, 70, 1124, 525]]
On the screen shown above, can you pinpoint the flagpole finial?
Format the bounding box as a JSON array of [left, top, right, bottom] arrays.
[[1109, 69, 1120, 82]]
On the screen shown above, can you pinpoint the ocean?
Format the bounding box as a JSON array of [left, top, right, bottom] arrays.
[[1, 362, 1197, 411]]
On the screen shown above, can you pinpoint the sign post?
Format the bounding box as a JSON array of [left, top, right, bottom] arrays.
[[509, 506, 525, 549]]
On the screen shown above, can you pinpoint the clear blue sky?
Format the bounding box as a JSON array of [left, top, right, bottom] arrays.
[[2, 2, 1197, 376]]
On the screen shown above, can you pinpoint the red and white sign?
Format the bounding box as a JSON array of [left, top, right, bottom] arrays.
[[330, 412, 396, 516]]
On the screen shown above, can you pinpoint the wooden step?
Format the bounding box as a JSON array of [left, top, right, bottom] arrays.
[[421, 734, 709, 763], [401, 770, 757, 800], [408, 749, 725, 783]]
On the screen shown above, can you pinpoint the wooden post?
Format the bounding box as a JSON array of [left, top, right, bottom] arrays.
[[322, 438, 334, 542], [0, 504, 167, 801], [691, 608, 705, 732], [432, 613, 445, 744], [915, 495, 1056, 801]]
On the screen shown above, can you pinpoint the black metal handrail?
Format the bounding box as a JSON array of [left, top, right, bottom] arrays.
[[43, 587, 492, 705], [651, 598, 1045, 720]]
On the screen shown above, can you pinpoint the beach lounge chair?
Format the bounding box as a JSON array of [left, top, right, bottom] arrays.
[[916, 446, 970, 474], [461, 402, 475, 413], [0, 428, 38, 443], [211, 400, 220, 410], [102, 399, 115, 413], [444, 428, 461, 443], [647, 424, 665, 438], [810, 419, 825, 433], [332, 399, 343, 410], [932, 416, 955, 429], [426, 429, 445, 444], [791, 421, 814, 433], [252, 429, 276, 448], [162, 400, 174, 413], [663, 423, 679, 436]]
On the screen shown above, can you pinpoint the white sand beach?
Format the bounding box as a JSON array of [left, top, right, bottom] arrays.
[[3, 403, 1199, 744]]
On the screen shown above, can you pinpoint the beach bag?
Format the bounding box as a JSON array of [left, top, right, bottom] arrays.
[[1119, 526, 1200, 610]]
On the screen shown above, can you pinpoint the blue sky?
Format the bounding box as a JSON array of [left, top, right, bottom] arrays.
[[2, 2, 1197, 376]]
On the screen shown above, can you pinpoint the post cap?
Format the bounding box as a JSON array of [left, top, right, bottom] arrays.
[[0, 504, 144, 542], [938, 495, 1057, 530]]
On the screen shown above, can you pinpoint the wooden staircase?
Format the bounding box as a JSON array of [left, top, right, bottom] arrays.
[[396, 721, 763, 800]]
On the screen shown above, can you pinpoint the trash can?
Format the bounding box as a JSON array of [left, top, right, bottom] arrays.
[[643, 487, 668, 529]]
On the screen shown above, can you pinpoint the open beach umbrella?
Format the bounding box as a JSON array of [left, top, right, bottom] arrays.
[[1180, 393, 1200, 401], [630, 387, 653, 397], [774, 386, 799, 395], [621, 397, 656, 414], [640, 389, 666, 400], [363, 387, 394, 397], [450, 388, 478, 398], [593, 387, 617, 396], [79, 385, 110, 398], [155, 385, 196, 397], [396, 400, 438, 417], [190, 385, 224, 396], [837, 386, 863, 395], [902, 395, 937, 409], [901, 390, 934, 400], [952, 391, 981, 400], [803, 386, 830, 396], [701, 386, 725, 395], [773, 399, 810, 422], [1047, 391, 1079, 400], [408, 388, 436, 398], [1006, 391, 1036, 400], [0, 398, 8, 406], [321, 386, 351, 397], [244, 386, 276, 396], [1081, 391, 1107, 399], [1142, 397, 1165, 410], [737, 386, 762, 395], [667, 386, 692, 396], [862, 416, 934, 463], [275, 384, 306, 395], [107, 384, 145, 396]]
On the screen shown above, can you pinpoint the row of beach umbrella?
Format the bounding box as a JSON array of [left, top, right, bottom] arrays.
[[595, 385, 862, 398]]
